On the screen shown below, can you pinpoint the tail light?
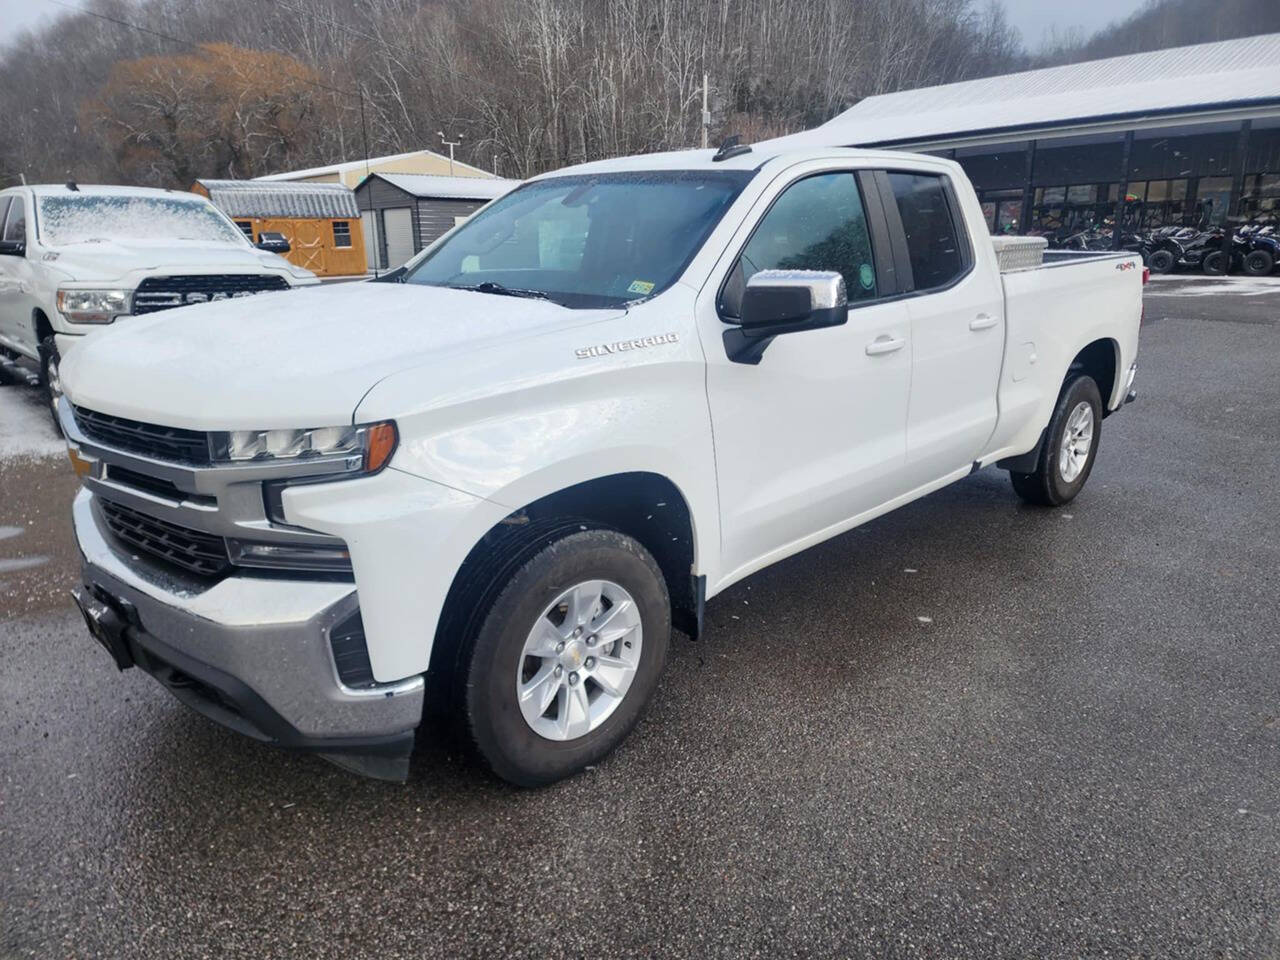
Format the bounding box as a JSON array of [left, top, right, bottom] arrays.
[[1142, 267, 1150, 285]]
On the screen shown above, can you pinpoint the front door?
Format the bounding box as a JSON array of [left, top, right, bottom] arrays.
[[699, 170, 913, 583], [0, 196, 34, 354]]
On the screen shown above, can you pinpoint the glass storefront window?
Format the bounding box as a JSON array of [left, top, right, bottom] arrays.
[[1197, 176, 1233, 226], [1032, 132, 1125, 187], [995, 200, 1022, 234], [955, 141, 1028, 191], [1129, 121, 1239, 180], [1241, 173, 1280, 219]]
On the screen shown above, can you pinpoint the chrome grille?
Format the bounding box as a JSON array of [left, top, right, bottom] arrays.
[[132, 274, 289, 315], [73, 406, 210, 464], [99, 499, 231, 578]]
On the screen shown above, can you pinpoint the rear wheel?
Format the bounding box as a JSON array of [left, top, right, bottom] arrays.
[[1201, 250, 1228, 275], [1243, 249, 1274, 277], [1009, 375, 1103, 507], [1147, 249, 1175, 274], [461, 527, 670, 786]]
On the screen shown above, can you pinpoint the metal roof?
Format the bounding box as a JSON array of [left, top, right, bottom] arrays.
[[361, 173, 519, 200], [195, 179, 360, 219], [768, 33, 1280, 150], [256, 149, 494, 181]]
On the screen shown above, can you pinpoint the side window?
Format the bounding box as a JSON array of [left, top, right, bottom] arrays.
[[3, 197, 25, 244], [0, 198, 11, 234], [235, 220, 254, 241], [721, 172, 877, 317], [886, 172, 964, 290]]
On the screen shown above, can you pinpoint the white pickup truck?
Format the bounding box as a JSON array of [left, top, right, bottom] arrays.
[[59, 144, 1142, 785], [0, 184, 318, 422]]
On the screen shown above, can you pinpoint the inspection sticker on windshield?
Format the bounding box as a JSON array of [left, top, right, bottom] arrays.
[[626, 280, 655, 295]]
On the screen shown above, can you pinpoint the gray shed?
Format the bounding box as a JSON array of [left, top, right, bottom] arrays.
[[353, 173, 519, 271]]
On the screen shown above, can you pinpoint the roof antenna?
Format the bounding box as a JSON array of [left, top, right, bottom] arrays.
[[65, 179, 79, 191], [712, 135, 751, 163]]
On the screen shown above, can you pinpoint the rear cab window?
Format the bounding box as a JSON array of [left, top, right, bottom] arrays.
[[884, 171, 970, 291]]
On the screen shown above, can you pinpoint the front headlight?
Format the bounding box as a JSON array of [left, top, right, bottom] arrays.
[[209, 421, 398, 473], [56, 288, 132, 324]]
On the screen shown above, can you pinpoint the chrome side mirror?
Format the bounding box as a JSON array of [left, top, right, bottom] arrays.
[[725, 269, 848, 364]]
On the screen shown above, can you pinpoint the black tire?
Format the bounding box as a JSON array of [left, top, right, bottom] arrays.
[[37, 335, 64, 434], [1201, 250, 1228, 276], [462, 527, 670, 787], [1242, 249, 1274, 277], [1009, 375, 1103, 507], [1147, 249, 1175, 274]]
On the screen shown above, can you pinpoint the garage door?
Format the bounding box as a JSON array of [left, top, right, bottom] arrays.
[[383, 208, 414, 269], [360, 214, 379, 272]]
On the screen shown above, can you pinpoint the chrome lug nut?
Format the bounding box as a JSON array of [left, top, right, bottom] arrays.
[[569, 672, 580, 685], [573, 627, 583, 638], [554, 665, 564, 677], [584, 657, 596, 670], [555, 641, 565, 653], [586, 634, 597, 647]]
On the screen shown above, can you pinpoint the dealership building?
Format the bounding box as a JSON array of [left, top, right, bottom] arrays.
[[775, 33, 1280, 241]]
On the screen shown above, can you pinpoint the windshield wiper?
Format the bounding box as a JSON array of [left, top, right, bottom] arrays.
[[455, 281, 554, 302]]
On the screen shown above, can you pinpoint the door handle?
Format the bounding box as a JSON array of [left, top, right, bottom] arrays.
[[969, 314, 998, 331], [865, 335, 906, 356]]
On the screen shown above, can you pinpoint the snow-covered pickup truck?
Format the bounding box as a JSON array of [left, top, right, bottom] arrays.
[[59, 144, 1142, 785], [0, 184, 318, 423]]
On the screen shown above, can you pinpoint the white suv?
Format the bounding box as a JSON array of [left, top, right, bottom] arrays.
[[0, 184, 318, 423]]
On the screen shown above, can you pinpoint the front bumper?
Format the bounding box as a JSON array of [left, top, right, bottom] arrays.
[[72, 488, 424, 780]]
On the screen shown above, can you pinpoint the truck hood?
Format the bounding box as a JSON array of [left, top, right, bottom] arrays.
[[43, 237, 302, 283], [60, 282, 625, 429]]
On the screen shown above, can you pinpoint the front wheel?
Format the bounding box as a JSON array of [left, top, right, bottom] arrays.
[[462, 528, 670, 786], [1009, 375, 1103, 507], [38, 335, 64, 434], [1242, 250, 1274, 277]]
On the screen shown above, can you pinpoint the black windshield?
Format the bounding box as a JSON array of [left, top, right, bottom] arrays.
[[403, 171, 752, 308]]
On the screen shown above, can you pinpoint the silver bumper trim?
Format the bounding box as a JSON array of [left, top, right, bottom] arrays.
[[73, 488, 424, 740]]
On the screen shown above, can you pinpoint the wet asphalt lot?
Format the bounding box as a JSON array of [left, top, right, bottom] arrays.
[[2, 278, 1278, 958]]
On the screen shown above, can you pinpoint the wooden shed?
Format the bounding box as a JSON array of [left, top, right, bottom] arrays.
[[353, 173, 519, 271], [191, 179, 367, 278]]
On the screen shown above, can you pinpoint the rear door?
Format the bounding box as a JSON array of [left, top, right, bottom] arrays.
[[878, 170, 1005, 483]]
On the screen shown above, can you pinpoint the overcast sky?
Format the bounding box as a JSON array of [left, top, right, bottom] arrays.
[[2, 0, 1154, 52], [1001, 0, 1149, 48]]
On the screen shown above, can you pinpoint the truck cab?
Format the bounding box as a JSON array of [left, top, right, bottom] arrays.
[[0, 184, 318, 424], [59, 144, 1142, 785]]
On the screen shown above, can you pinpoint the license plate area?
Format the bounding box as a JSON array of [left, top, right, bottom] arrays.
[[72, 586, 136, 671]]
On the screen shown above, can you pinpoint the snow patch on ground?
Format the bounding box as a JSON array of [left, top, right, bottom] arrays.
[[1147, 275, 1280, 298], [0, 385, 65, 461]]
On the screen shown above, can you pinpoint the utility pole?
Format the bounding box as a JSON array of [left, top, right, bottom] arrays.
[[438, 131, 463, 176], [701, 73, 710, 149]]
